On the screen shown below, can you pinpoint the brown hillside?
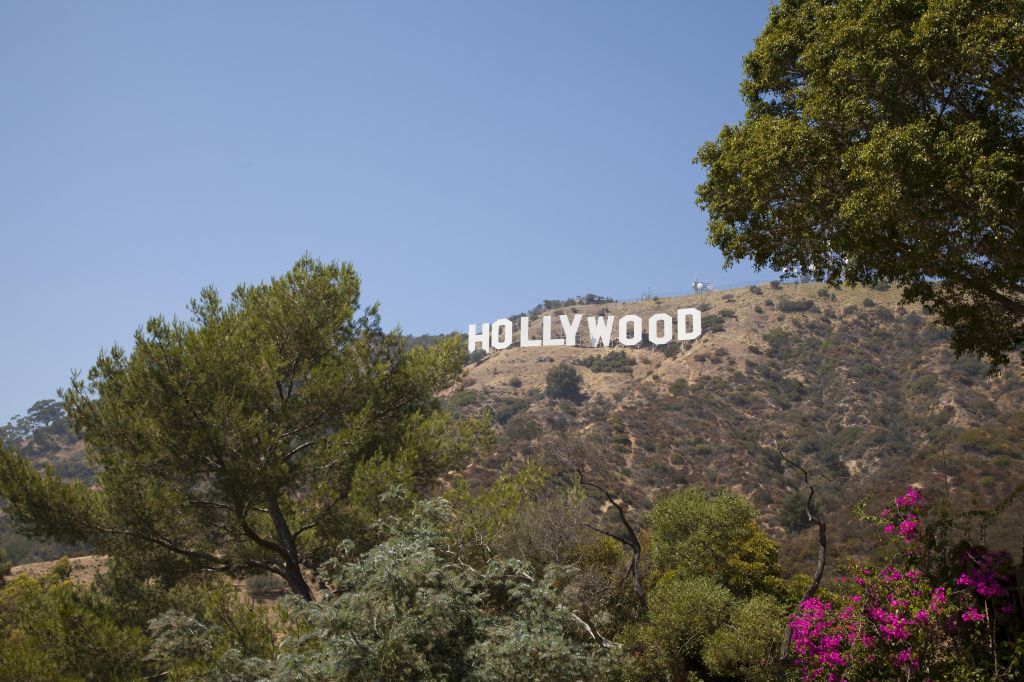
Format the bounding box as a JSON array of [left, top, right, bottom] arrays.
[[446, 282, 1024, 576], [6, 282, 1023, 580]]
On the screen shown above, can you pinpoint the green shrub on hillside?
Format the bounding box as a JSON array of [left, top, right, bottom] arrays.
[[580, 350, 636, 373], [503, 413, 543, 442], [491, 397, 531, 425], [778, 298, 818, 313], [545, 363, 584, 402], [657, 341, 681, 359], [621, 487, 789, 681], [702, 314, 726, 333], [451, 389, 480, 408], [668, 378, 689, 397]]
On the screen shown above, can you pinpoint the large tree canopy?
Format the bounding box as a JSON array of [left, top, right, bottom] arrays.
[[0, 257, 490, 599], [696, 0, 1024, 365]]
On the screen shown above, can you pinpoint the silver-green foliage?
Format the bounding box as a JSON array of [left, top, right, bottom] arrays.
[[151, 500, 620, 682]]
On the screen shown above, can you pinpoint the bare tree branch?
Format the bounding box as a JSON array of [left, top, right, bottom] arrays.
[[577, 471, 647, 612], [571, 612, 618, 648], [770, 434, 827, 659]]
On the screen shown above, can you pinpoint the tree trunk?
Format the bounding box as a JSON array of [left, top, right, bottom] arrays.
[[282, 560, 313, 601], [266, 493, 314, 600]]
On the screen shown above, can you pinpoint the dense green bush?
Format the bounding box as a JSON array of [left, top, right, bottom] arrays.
[[778, 298, 818, 313], [702, 313, 727, 333], [503, 414, 543, 442], [668, 378, 689, 397], [648, 487, 787, 596], [545, 363, 584, 402], [491, 397, 532, 425], [580, 350, 636, 373], [149, 501, 621, 682], [909, 372, 938, 395], [0, 560, 275, 682], [657, 341, 681, 358], [450, 389, 480, 408], [622, 488, 790, 681]]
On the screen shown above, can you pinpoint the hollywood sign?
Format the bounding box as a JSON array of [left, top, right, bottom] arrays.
[[468, 309, 702, 353]]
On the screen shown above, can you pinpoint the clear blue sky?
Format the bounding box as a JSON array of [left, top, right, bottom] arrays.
[[1, 1, 774, 421]]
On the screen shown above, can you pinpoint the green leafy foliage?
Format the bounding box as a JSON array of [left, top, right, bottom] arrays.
[[144, 581, 278, 681], [545, 363, 584, 402], [0, 400, 71, 450], [0, 257, 489, 600], [621, 488, 790, 681], [157, 500, 620, 682], [702, 594, 789, 681], [696, 0, 1024, 366], [580, 350, 637, 373], [0, 557, 279, 682], [0, 402, 91, 564], [444, 462, 552, 565], [648, 487, 787, 597], [490, 396, 532, 425], [0, 562, 147, 681]]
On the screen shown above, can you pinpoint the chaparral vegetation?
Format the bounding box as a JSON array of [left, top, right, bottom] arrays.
[[3, 0, 1024, 678], [1, 257, 1021, 681]]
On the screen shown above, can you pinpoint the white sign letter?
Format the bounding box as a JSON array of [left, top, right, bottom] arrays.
[[559, 314, 582, 347], [587, 315, 615, 347], [648, 313, 673, 345], [677, 308, 702, 341], [542, 316, 564, 346], [492, 318, 514, 349], [619, 314, 642, 346], [520, 316, 542, 347], [468, 323, 490, 353]]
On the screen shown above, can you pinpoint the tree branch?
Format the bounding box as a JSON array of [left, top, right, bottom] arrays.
[[770, 434, 827, 659], [578, 473, 647, 611]]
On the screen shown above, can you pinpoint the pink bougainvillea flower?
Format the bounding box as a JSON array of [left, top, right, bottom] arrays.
[[961, 607, 986, 623], [895, 487, 921, 507]]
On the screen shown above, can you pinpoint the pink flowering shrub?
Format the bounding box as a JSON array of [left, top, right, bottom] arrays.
[[790, 566, 960, 680], [880, 487, 921, 544], [788, 486, 1022, 681], [957, 547, 1013, 604]]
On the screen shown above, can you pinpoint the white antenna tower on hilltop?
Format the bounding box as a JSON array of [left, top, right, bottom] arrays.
[[692, 279, 712, 294]]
